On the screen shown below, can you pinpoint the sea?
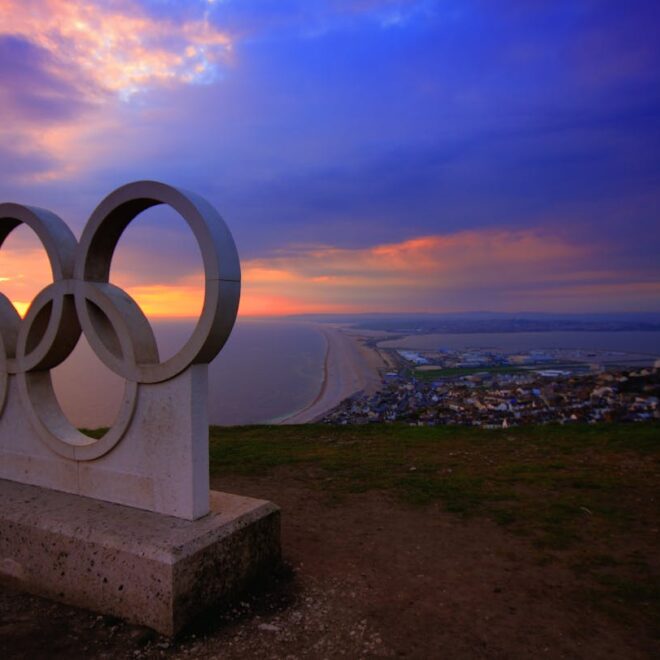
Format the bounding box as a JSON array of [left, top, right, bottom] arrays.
[[378, 331, 660, 356], [51, 319, 326, 429], [50, 323, 660, 429]]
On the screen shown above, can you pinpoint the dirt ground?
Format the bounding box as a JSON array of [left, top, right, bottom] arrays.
[[1, 464, 657, 660]]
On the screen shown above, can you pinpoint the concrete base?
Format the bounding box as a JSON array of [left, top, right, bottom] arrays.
[[0, 479, 281, 635], [0, 367, 213, 520]]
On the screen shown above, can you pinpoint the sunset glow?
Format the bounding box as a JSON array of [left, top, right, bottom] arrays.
[[0, 0, 658, 315], [0, 0, 232, 98], [1, 226, 656, 318]]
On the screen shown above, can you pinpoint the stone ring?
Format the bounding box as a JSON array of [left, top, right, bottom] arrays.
[[0, 181, 240, 460]]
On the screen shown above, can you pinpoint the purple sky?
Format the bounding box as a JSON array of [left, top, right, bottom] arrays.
[[1, 0, 659, 316]]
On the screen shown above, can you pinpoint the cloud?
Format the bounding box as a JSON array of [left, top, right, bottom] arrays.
[[199, 0, 438, 40], [1, 224, 658, 318], [0, 241, 205, 320], [1, 0, 658, 318], [329, 0, 437, 27], [0, 33, 97, 182], [0, 0, 233, 182], [0, 0, 233, 99], [0, 35, 94, 124], [238, 227, 660, 314], [0, 242, 52, 318]]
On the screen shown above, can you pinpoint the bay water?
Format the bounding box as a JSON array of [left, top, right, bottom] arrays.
[[51, 319, 326, 428], [49, 325, 660, 429], [378, 331, 660, 357]]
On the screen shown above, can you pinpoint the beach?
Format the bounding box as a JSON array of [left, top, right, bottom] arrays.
[[280, 325, 385, 424]]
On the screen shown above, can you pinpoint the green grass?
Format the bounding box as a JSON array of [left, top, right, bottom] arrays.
[[80, 428, 106, 439], [209, 422, 659, 540], [412, 361, 589, 379], [413, 365, 528, 378], [85, 422, 660, 533], [575, 555, 660, 629], [209, 421, 660, 627], [81, 421, 659, 628]]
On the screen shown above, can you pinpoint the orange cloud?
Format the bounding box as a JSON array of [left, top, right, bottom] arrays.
[[124, 282, 203, 319], [238, 292, 358, 317], [0, 0, 232, 99], [0, 229, 206, 319], [0, 0, 233, 181], [243, 228, 586, 290], [0, 238, 53, 317], [1, 227, 658, 318], [239, 228, 660, 314]]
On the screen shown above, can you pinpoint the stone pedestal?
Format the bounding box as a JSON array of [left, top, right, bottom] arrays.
[[0, 479, 281, 635], [0, 368, 212, 520], [0, 182, 278, 634]]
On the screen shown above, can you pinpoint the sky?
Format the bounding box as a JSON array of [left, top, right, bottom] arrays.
[[0, 0, 659, 318]]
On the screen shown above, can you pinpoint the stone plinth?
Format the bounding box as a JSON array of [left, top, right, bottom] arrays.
[[0, 479, 281, 635], [0, 367, 212, 521]]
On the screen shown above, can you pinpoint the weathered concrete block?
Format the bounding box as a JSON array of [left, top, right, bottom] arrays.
[[0, 367, 212, 520], [0, 182, 242, 521], [0, 182, 280, 633], [0, 479, 281, 635]]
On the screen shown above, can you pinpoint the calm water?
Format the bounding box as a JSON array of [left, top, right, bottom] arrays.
[[51, 320, 326, 428], [378, 331, 660, 356], [49, 327, 660, 428]]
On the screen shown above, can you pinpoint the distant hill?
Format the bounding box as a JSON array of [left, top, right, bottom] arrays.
[[286, 312, 660, 334]]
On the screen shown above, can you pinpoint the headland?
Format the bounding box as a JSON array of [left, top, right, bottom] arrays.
[[279, 325, 385, 424]]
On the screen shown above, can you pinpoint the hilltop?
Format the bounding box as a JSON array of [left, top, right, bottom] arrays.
[[1, 422, 658, 658]]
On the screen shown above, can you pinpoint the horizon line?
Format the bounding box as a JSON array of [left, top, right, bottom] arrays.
[[131, 310, 660, 322]]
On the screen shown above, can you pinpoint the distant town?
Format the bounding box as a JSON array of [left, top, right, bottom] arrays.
[[300, 312, 660, 335], [322, 343, 660, 428]]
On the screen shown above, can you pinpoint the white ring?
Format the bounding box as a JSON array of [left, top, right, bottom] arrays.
[[75, 181, 241, 383], [0, 182, 240, 460]]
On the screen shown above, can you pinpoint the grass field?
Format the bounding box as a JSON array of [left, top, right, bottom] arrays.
[[413, 365, 530, 378], [82, 420, 660, 635], [209, 422, 658, 539], [210, 422, 660, 630], [411, 362, 588, 379]]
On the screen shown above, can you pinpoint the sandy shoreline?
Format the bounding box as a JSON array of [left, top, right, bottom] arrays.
[[279, 325, 385, 424]]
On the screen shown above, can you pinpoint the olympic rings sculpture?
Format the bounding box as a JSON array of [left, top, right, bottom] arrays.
[[0, 181, 240, 461]]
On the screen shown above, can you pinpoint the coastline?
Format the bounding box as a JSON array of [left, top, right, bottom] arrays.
[[279, 325, 385, 424]]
